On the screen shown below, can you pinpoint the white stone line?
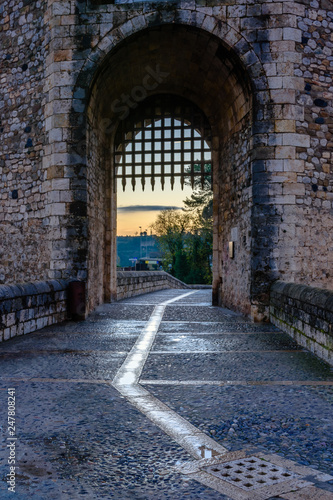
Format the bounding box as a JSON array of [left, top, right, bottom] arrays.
[[112, 291, 228, 460], [112, 305, 165, 386], [112, 291, 200, 386]]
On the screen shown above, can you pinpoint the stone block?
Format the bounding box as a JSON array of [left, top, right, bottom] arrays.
[[282, 133, 310, 148], [283, 183, 306, 196], [276, 146, 296, 159], [51, 178, 70, 191], [227, 5, 246, 18], [53, 2, 71, 16], [4, 328, 11, 341], [263, 3, 283, 15], [283, 2, 306, 16], [257, 28, 283, 42], [271, 89, 296, 104], [275, 120, 296, 133], [6, 313, 16, 327], [283, 27, 302, 42], [284, 160, 305, 173]]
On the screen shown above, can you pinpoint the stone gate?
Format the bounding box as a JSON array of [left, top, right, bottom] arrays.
[[0, 0, 332, 324]]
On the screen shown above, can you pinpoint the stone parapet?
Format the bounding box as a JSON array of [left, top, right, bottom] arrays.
[[270, 281, 333, 367], [0, 280, 68, 342], [117, 271, 189, 301]]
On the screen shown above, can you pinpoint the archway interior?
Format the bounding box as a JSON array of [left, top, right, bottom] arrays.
[[114, 94, 212, 192], [115, 94, 213, 282], [86, 24, 253, 312]]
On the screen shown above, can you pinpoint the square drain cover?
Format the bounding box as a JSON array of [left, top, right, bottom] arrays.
[[204, 455, 301, 491]]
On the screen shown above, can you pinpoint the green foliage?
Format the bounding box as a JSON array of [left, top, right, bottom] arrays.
[[151, 164, 213, 284], [182, 163, 213, 283], [150, 209, 193, 272], [174, 250, 191, 282]]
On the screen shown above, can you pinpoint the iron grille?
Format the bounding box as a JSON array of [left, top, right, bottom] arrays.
[[204, 456, 301, 491], [114, 95, 212, 191]]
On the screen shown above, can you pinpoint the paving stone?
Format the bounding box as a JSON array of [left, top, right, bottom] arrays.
[[145, 384, 333, 476], [0, 289, 332, 499], [158, 322, 281, 334], [152, 333, 302, 353], [281, 485, 333, 499], [142, 351, 333, 382], [162, 306, 248, 323], [0, 382, 228, 499], [0, 351, 126, 381]]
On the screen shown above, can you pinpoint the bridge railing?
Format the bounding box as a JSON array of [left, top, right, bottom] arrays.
[[0, 272, 191, 342], [116, 270, 189, 301], [270, 280, 333, 367], [0, 280, 68, 342]]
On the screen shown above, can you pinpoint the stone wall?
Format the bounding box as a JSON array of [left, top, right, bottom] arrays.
[[0, 280, 68, 342], [273, 1, 333, 289], [217, 122, 252, 316], [117, 271, 189, 301], [290, 2, 333, 287], [0, 0, 49, 284], [270, 280, 333, 367], [0, 273, 189, 342], [86, 110, 108, 311]]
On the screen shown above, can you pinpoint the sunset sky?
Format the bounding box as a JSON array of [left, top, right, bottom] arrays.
[[117, 178, 193, 235]]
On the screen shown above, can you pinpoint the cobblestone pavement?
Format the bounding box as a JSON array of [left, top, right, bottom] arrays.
[[0, 289, 333, 499]]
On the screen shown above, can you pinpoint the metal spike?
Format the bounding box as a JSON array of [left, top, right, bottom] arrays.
[[191, 163, 195, 189]]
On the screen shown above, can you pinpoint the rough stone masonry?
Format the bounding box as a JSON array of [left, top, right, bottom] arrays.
[[0, 0, 332, 323]]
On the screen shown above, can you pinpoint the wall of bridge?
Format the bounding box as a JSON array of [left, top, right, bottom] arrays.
[[270, 281, 333, 367], [116, 271, 189, 301], [0, 280, 68, 342], [0, 273, 188, 342], [1, 275, 332, 373]]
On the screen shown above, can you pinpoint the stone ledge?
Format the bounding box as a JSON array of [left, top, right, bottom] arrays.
[[116, 271, 190, 301], [0, 280, 69, 343], [270, 281, 333, 367], [271, 281, 333, 311]]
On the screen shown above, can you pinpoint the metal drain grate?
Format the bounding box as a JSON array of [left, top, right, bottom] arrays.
[[204, 456, 301, 491]]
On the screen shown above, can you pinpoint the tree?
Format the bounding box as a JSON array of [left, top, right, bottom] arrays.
[[174, 249, 191, 282], [183, 163, 213, 219], [151, 164, 213, 284], [183, 163, 213, 283], [150, 210, 193, 274]]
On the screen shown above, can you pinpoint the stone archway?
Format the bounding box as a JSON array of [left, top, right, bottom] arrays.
[[2, 0, 332, 343], [80, 23, 269, 317]]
